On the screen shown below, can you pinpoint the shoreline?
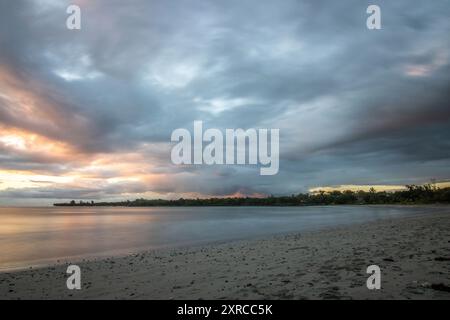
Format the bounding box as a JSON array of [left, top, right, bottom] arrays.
[[1, 211, 450, 299], [51, 203, 450, 208], [1, 204, 448, 274]]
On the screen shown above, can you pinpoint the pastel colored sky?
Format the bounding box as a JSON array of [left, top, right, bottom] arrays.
[[0, 0, 449, 205]]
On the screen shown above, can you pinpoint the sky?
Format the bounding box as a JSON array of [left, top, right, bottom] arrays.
[[0, 0, 449, 205]]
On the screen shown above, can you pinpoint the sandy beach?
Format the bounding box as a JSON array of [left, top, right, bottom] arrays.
[[1, 210, 449, 300]]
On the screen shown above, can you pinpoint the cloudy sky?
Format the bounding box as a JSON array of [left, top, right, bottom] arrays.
[[0, 0, 449, 205]]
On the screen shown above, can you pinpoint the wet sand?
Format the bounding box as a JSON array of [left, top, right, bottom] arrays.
[[1, 210, 450, 299]]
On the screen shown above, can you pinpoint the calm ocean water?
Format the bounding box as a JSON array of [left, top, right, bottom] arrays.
[[0, 205, 443, 270]]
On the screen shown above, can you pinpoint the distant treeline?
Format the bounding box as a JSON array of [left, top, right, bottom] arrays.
[[54, 184, 450, 207]]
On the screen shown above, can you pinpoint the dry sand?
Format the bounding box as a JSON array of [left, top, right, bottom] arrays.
[[1, 210, 450, 300]]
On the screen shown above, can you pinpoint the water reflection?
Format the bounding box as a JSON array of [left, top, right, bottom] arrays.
[[0, 205, 442, 270]]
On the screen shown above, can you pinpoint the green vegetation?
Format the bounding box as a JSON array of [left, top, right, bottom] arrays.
[[54, 184, 450, 207]]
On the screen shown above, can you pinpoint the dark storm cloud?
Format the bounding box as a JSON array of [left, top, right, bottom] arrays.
[[0, 0, 449, 203]]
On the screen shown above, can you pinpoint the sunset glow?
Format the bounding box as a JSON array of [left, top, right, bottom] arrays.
[[0, 0, 449, 205]]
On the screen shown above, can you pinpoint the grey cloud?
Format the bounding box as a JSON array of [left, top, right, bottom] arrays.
[[1, 0, 450, 202]]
